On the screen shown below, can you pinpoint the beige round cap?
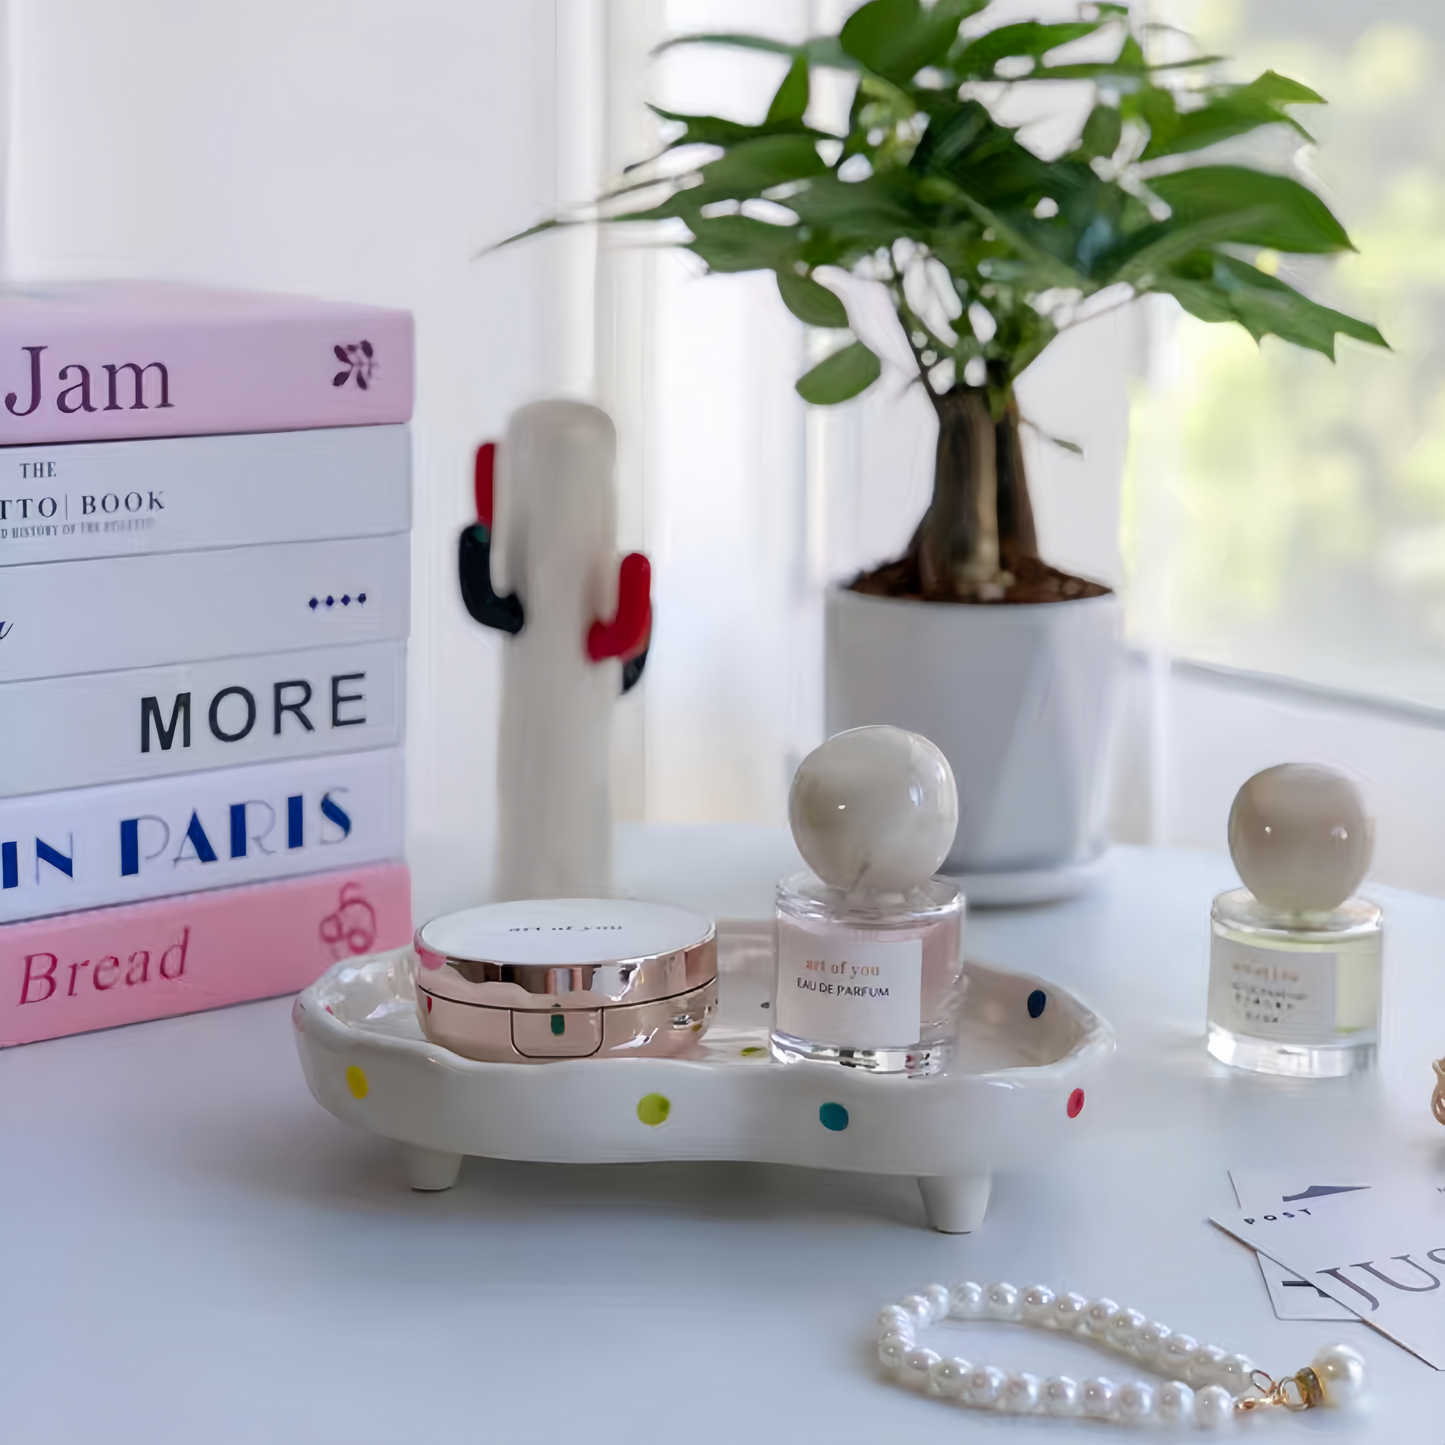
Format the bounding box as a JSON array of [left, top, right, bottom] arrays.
[[789, 726, 957, 893], [1228, 763, 1373, 912]]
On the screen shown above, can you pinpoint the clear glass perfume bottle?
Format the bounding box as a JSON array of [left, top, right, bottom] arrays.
[[771, 726, 966, 1076], [774, 872, 964, 1074], [1206, 763, 1382, 1078]]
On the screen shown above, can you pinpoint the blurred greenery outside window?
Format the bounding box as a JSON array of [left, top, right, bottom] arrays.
[[1123, 4, 1445, 707]]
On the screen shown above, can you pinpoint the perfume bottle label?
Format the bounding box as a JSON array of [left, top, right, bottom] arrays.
[[775, 923, 923, 1048], [1209, 935, 1339, 1043]]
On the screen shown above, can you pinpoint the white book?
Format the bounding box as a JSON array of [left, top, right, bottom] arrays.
[[0, 748, 404, 924], [0, 640, 404, 798], [0, 532, 409, 682], [0, 424, 410, 566]]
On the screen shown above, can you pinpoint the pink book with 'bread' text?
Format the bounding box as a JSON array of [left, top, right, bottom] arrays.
[[0, 860, 410, 1047], [0, 281, 413, 445]]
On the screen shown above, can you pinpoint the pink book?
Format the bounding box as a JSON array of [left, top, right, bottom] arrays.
[[0, 281, 413, 445], [0, 859, 410, 1047]]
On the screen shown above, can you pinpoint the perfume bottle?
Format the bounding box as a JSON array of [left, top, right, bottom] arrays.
[[772, 726, 965, 1075], [1207, 763, 1382, 1078]]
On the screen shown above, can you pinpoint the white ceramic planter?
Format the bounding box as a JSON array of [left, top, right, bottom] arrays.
[[826, 587, 1119, 880]]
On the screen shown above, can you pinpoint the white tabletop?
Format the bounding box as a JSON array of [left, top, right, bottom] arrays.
[[2, 831, 1443, 1440]]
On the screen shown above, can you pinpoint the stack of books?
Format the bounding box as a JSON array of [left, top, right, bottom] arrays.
[[0, 282, 415, 1046]]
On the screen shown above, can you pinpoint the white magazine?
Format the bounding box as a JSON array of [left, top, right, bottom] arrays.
[[0, 640, 404, 798], [0, 532, 408, 682], [0, 424, 410, 566], [1212, 1184, 1445, 1369], [0, 748, 403, 924]]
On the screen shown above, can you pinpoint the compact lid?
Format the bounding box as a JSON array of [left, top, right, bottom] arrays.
[[418, 898, 714, 967]]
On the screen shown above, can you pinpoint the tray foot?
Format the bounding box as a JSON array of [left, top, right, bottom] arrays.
[[406, 1146, 463, 1192], [918, 1170, 991, 1233]]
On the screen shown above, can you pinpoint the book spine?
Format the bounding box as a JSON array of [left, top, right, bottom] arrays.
[[0, 304, 413, 446], [0, 532, 409, 682], [0, 425, 410, 567], [0, 640, 404, 798], [0, 859, 412, 1047], [0, 748, 404, 924]]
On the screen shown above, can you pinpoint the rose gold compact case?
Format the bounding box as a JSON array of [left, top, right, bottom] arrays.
[[414, 898, 717, 1063]]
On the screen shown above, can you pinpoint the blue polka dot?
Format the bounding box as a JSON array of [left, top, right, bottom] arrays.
[[819, 1102, 849, 1132], [1027, 989, 1047, 1019]]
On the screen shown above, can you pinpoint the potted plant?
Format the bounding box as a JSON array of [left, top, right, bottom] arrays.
[[510, 0, 1385, 892]]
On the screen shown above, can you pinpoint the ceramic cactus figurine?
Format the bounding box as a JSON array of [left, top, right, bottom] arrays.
[[459, 400, 650, 899]]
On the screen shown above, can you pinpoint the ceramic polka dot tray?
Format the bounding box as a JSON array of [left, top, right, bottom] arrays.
[[291, 920, 1114, 1232]]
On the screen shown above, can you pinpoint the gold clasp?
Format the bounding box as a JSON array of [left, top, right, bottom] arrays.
[[1237, 1367, 1324, 1414]]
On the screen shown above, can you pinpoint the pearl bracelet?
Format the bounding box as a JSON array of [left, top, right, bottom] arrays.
[[876, 1281, 1366, 1429]]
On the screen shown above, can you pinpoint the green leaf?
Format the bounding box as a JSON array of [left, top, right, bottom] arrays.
[[767, 55, 811, 123], [657, 33, 859, 71], [1077, 104, 1122, 160], [1147, 166, 1355, 254], [787, 172, 925, 241], [1152, 254, 1386, 358], [697, 134, 827, 198], [646, 104, 826, 149], [487, 217, 569, 252], [777, 270, 849, 327], [1140, 70, 1322, 159], [684, 215, 801, 273], [796, 341, 882, 403], [840, 0, 983, 83], [955, 21, 1099, 76]]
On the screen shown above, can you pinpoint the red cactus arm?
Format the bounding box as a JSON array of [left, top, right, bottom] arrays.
[[587, 552, 651, 662], [474, 441, 497, 528]]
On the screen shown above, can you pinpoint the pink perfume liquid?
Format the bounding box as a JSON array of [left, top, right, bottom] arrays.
[[772, 872, 964, 1075]]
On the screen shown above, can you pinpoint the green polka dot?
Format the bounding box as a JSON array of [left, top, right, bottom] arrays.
[[740, 1046, 765, 1057], [819, 1102, 848, 1132], [636, 1092, 671, 1127], [550, 1013, 566, 1036]]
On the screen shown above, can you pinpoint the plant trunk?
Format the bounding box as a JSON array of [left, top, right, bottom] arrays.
[[852, 385, 1106, 605]]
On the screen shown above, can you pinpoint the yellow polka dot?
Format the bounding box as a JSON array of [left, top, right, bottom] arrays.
[[345, 1065, 369, 1099], [636, 1092, 670, 1126]]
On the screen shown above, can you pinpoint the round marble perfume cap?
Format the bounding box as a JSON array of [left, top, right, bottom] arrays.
[[789, 726, 958, 893], [1228, 763, 1373, 912]]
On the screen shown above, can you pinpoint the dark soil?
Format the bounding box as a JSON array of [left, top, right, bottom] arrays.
[[849, 552, 1112, 606]]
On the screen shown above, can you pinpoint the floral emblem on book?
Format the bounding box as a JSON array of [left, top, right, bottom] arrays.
[[319, 882, 378, 959], [332, 341, 375, 390]]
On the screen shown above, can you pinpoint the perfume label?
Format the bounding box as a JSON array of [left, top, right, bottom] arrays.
[[1209, 936, 1338, 1044], [775, 922, 922, 1048]]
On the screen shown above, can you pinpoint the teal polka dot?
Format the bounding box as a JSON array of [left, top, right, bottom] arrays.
[[819, 1102, 849, 1132]]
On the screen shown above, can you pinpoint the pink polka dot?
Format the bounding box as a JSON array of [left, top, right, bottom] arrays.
[[1067, 1088, 1085, 1119]]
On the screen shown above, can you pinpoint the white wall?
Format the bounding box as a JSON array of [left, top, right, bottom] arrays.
[[3, 0, 582, 922]]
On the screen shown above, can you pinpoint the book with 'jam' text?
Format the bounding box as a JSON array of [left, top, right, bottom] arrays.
[[0, 281, 413, 446]]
